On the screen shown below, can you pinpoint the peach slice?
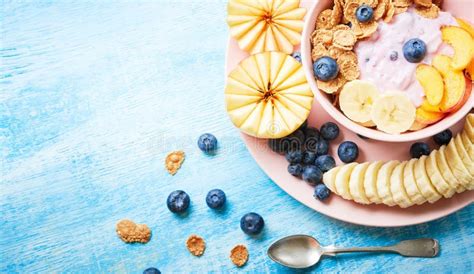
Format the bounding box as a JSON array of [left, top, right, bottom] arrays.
[[450, 77, 472, 113], [415, 107, 445, 125], [441, 26, 474, 70], [466, 60, 474, 81], [432, 54, 451, 77], [416, 64, 444, 106], [439, 70, 467, 112], [456, 18, 474, 37], [409, 120, 428, 131]]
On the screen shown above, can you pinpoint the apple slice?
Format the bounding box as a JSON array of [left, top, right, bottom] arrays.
[[415, 107, 445, 125], [441, 26, 474, 70], [416, 64, 444, 106]]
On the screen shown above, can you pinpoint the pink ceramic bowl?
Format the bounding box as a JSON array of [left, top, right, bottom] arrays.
[[301, 0, 474, 142]]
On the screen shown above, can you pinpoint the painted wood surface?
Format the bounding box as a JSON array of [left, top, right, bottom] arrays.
[[0, 0, 473, 273]]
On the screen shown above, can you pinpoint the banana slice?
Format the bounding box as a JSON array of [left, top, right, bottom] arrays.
[[465, 114, 474, 142], [413, 156, 442, 203], [460, 132, 474, 161], [453, 135, 474, 176], [227, 0, 306, 54], [339, 80, 380, 124], [323, 166, 341, 194], [371, 92, 416, 134], [436, 146, 466, 193], [363, 161, 384, 204], [403, 159, 427, 205], [444, 141, 473, 190], [225, 51, 313, 138], [335, 163, 358, 200], [425, 150, 456, 198], [390, 162, 414, 208], [376, 161, 399, 206], [348, 163, 371, 204]]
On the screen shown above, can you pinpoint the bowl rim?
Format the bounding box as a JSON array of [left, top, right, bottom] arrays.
[[301, 0, 474, 142]]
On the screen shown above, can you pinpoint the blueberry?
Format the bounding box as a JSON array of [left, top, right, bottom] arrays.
[[206, 189, 226, 209], [338, 141, 359, 163], [313, 56, 339, 82], [268, 130, 305, 154], [347, 22, 352, 28], [299, 120, 308, 130], [316, 138, 329, 156], [291, 51, 302, 63], [197, 133, 218, 153], [167, 190, 190, 213], [285, 150, 303, 163], [303, 151, 317, 165], [315, 155, 336, 172], [403, 38, 427, 63], [302, 165, 323, 185], [389, 51, 398, 61], [143, 267, 161, 274], [433, 129, 452, 146], [314, 184, 331, 201], [356, 4, 374, 23], [410, 142, 430, 158], [304, 127, 320, 151], [240, 212, 264, 235], [288, 163, 304, 177], [320, 122, 340, 141]]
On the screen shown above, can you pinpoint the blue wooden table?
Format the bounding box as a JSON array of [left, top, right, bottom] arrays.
[[1, 1, 473, 273]]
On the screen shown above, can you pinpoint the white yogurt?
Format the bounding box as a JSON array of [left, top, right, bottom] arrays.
[[355, 8, 458, 107]]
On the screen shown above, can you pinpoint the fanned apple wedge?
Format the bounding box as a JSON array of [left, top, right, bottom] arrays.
[[227, 0, 306, 54], [225, 51, 313, 138]]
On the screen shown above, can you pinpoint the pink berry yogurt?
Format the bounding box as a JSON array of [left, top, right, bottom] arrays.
[[355, 8, 458, 107]]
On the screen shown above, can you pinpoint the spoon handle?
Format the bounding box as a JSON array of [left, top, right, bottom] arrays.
[[322, 239, 439, 258]]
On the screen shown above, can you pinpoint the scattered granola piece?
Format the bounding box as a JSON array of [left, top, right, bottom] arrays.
[[186, 235, 206, 257], [415, 4, 439, 18], [230, 244, 249, 267], [316, 9, 335, 30], [165, 150, 185, 175], [116, 219, 151, 244]]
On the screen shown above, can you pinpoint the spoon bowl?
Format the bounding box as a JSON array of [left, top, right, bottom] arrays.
[[267, 235, 323, 269]]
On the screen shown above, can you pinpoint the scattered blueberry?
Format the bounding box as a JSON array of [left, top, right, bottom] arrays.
[[303, 151, 317, 165], [314, 184, 331, 201], [143, 267, 161, 274], [433, 129, 452, 146], [316, 138, 329, 156], [389, 51, 398, 61], [206, 189, 226, 209], [315, 155, 336, 173], [302, 165, 323, 185], [304, 127, 320, 151], [313, 56, 339, 81], [291, 51, 302, 63], [338, 141, 359, 163], [288, 163, 304, 177], [356, 4, 374, 23], [197, 133, 218, 153], [268, 130, 305, 154], [410, 142, 430, 158], [320, 122, 339, 141], [268, 138, 285, 154], [285, 150, 303, 163], [240, 212, 265, 235], [167, 190, 190, 213], [403, 38, 427, 63]]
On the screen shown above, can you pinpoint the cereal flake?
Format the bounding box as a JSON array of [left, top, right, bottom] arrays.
[[333, 29, 357, 50], [230, 244, 249, 267], [186, 235, 206, 257], [415, 4, 439, 18], [316, 9, 335, 30], [165, 150, 185, 175], [116, 219, 151, 244], [317, 73, 347, 94], [340, 59, 361, 80], [312, 43, 329, 61], [414, 0, 432, 8]]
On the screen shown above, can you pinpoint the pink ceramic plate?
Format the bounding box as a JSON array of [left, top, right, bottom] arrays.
[[225, 0, 474, 227]]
